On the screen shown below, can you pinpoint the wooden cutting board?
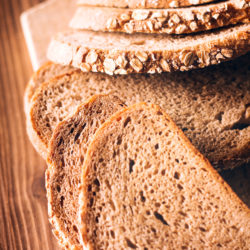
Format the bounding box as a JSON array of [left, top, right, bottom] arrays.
[[21, 0, 76, 70]]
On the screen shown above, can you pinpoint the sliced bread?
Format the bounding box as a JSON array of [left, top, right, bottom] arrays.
[[79, 102, 250, 249], [26, 55, 250, 169], [77, 0, 218, 9], [46, 94, 125, 249], [24, 62, 76, 115], [47, 24, 250, 74], [70, 1, 250, 35]]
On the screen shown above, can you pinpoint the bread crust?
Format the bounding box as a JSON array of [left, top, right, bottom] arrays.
[[79, 103, 250, 249], [77, 0, 218, 9], [70, 1, 250, 35], [47, 24, 250, 75], [24, 62, 53, 116]]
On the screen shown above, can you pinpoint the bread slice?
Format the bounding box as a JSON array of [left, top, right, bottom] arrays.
[[24, 62, 76, 115], [79, 102, 250, 249], [47, 24, 250, 75], [70, 1, 250, 35], [46, 94, 125, 249], [77, 0, 218, 9], [26, 55, 250, 169]]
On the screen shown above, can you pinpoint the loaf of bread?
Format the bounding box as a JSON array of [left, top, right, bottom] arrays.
[[70, 1, 250, 35], [47, 24, 250, 74], [77, 0, 218, 9], [26, 55, 250, 170], [79, 102, 250, 249], [46, 94, 125, 249]]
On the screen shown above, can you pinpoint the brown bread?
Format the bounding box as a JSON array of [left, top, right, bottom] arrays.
[[70, 1, 250, 35], [79, 102, 250, 249], [25, 56, 250, 170], [46, 94, 125, 249]]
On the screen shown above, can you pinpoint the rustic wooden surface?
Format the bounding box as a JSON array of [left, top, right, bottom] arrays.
[[0, 0, 249, 250], [0, 0, 60, 249]]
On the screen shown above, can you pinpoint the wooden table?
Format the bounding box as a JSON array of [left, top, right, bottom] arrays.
[[0, 0, 60, 249], [0, 0, 249, 249]]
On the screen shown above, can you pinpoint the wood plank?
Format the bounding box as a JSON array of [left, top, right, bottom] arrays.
[[0, 0, 60, 249]]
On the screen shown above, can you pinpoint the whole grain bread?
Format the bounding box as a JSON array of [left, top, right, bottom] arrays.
[[46, 94, 125, 249], [79, 102, 250, 249], [77, 0, 218, 9], [24, 62, 76, 115], [26, 55, 250, 169], [47, 24, 250, 75], [70, 1, 250, 35]]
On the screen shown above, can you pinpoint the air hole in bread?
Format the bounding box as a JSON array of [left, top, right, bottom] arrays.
[[174, 171, 180, 180], [146, 210, 150, 215], [179, 211, 187, 217], [154, 211, 169, 226], [89, 197, 94, 207], [73, 225, 78, 233], [161, 169, 166, 176], [124, 117, 131, 128], [139, 191, 146, 202], [182, 127, 188, 132], [154, 143, 159, 150], [231, 123, 249, 130], [93, 178, 100, 187], [56, 185, 61, 192], [175, 159, 179, 163], [125, 238, 137, 249], [117, 135, 122, 145], [181, 246, 188, 250], [199, 227, 206, 232], [185, 223, 189, 229], [157, 111, 163, 116], [110, 230, 115, 239], [129, 159, 135, 173], [74, 123, 87, 142], [177, 184, 183, 190], [215, 112, 223, 122], [151, 227, 156, 233], [60, 196, 64, 207], [57, 137, 64, 147]]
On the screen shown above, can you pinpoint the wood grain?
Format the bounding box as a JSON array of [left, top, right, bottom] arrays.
[[0, 0, 60, 249], [0, 0, 249, 250]]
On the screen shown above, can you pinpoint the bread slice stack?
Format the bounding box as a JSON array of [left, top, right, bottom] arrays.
[[24, 0, 250, 249]]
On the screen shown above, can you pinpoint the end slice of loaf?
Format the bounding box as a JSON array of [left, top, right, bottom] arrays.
[[70, 1, 250, 35], [46, 94, 125, 249], [24, 62, 76, 115], [26, 55, 250, 169], [77, 0, 218, 9], [79, 102, 250, 249]]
